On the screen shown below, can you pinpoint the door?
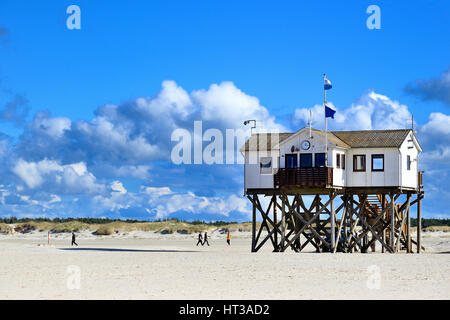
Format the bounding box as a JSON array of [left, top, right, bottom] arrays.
[[300, 153, 313, 168], [285, 154, 298, 168]]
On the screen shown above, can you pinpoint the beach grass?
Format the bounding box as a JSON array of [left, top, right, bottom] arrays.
[[3, 218, 448, 235]]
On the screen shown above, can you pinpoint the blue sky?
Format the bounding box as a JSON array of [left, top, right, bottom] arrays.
[[0, 0, 449, 221]]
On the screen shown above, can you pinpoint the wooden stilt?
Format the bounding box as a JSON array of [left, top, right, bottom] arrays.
[[330, 192, 335, 252], [246, 183, 422, 254], [381, 193, 386, 253], [273, 195, 278, 251], [251, 194, 256, 252], [390, 192, 395, 252], [417, 193, 422, 253], [361, 194, 367, 253], [406, 193, 411, 253], [281, 194, 286, 251]]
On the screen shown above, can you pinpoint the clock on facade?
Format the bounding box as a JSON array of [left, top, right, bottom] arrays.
[[301, 140, 311, 150]]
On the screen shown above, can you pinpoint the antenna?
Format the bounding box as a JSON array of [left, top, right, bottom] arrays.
[[308, 110, 313, 138], [244, 119, 257, 135]]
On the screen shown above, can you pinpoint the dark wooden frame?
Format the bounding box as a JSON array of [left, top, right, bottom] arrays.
[[247, 190, 424, 254], [274, 167, 333, 188], [353, 154, 366, 172], [336, 153, 341, 168], [371, 154, 384, 172]]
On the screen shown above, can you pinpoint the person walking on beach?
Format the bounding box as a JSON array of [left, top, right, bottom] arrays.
[[71, 232, 78, 246], [203, 232, 209, 246], [226, 231, 231, 246], [196, 232, 203, 246]]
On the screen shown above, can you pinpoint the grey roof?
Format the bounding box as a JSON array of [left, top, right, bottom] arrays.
[[240, 133, 293, 152], [331, 129, 412, 148], [310, 128, 350, 148], [241, 128, 415, 151]]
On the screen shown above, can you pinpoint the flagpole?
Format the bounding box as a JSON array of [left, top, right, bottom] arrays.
[[324, 73, 328, 168]]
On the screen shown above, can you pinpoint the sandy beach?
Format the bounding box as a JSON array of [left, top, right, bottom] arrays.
[[0, 230, 449, 299]]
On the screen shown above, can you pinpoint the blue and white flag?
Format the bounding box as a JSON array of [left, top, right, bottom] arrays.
[[324, 76, 332, 90], [325, 104, 336, 119]]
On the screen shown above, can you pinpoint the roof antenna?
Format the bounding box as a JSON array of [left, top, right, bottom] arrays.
[[308, 110, 313, 138], [244, 120, 257, 135]]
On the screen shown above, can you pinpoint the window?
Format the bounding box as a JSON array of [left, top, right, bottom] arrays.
[[260, 157, 272, 174], [315, 153, 326, 167], [336, 154, 341, 168], [285, 154, 298, 168], [371, 154, 384, 172], [353, 155, 366, 172], [407, 155, 411, 170], [300, 153, 312, 168], [341, 154, 345, 170]]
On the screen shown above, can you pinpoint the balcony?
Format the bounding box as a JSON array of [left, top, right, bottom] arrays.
[[274, 167, 333, 188]]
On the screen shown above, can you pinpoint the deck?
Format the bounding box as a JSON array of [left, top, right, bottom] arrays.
[[274, 167, 333, 188]]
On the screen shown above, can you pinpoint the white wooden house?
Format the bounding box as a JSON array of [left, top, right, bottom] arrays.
[[241, 127, 422, 193]]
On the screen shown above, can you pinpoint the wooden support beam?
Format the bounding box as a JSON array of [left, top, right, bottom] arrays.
[[333, 194, 348, 253], [381, 193, 386, 253], [361, 195, 367, 253], [395, 205, 407, 252], [273, 195, 278, 251], [252, 194, 256, 252], [330, 192, 335, 251], [246, 188, 423, 254], [280, 195, 332, 252], [281, 194, 286, 250], [248, 195, 279, 252], [356, 210, 394, 253], [406, 193, 411, 253], [417, 192, 422, 253], [390, 192, 395, 251]]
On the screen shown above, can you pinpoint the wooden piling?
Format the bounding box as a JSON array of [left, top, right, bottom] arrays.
[[251, 194, 256, 252], [417, 193, 422, 253], [281, 194, 286, 250], [390, 192, 395, 251], [330, 192, 335, 252]]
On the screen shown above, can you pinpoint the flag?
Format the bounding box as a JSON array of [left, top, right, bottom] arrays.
[[324, 77, 332, 90], [325, 105, 336, 119]]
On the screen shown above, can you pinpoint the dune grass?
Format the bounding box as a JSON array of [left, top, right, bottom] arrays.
[[0, 223, 13, 234], [423, 226, 450, 232], [92, 220, 229, 235], [50, 221, 90, 233], [1, 219, 449, 235]]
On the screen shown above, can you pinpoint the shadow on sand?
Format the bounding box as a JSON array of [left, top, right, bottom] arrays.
[[59, 247, 198, 253]]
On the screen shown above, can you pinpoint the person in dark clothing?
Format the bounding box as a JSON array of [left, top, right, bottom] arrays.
[[196, 233, 203, 246], [71, 232, 78, 246], [203, 232, 209, 246]]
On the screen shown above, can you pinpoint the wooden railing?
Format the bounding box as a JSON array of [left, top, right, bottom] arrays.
[[274, 167, 333, 188]]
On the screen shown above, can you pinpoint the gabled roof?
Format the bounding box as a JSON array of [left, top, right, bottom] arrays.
[[331, 129, 412, 148], [240, 133, 293, 152], [241, 128, 419, 151], [310, 128, 350, 148]]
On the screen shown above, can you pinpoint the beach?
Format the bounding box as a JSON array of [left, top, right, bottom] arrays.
[[0, 230, 449, 299]]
